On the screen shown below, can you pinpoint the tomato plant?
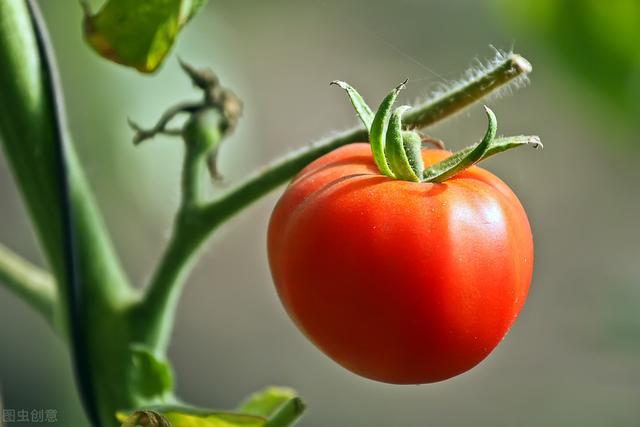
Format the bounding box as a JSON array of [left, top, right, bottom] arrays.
[[0, 0, 539, 425]]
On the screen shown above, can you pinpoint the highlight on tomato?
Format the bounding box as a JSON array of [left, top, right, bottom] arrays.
[[268, 80, 541, 384]]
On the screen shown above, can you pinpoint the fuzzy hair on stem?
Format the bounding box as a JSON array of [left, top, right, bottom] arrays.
[[405, 48, 531, 128]]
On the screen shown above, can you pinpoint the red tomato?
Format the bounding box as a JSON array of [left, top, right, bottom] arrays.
[[268, 143, 533, 384]]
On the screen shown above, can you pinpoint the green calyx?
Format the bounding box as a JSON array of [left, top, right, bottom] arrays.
[[332, 80, 542, 183]]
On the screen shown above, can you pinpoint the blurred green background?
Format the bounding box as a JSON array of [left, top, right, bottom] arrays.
[[1, 0, 639, 425]]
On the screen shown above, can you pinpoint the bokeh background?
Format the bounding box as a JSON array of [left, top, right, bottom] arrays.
[[1, 0, 639, 425]]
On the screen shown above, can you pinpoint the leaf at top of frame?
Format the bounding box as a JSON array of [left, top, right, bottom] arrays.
[[83, 0, 209, 73]]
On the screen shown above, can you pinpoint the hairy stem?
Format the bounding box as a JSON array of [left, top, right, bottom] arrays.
[[132, 110, 225, 349], [203, 55, 531, 223], [0, 243, 56, 326], [404, 53, 532, 127], [136, 52, 532, 351]]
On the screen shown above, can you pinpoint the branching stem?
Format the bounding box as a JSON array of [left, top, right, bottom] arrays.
[[128, 102, 200, 145], [0, 243, 56, 326], [134, 53, 533, 351]]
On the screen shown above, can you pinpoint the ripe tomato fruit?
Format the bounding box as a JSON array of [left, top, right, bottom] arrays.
[[268, 143, 533, 384]]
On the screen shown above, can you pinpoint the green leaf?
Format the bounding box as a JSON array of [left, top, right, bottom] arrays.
[[117, 387, 305, 427], [262, 398, 305, 427], [127, 345, 174, 402], [83, 0, 210, 73], [164, 411, 263, 427], [117, 406, 265, 427], [237, 387, 303, 422]]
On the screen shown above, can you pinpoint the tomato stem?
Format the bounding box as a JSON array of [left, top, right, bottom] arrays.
[[0, 242, 57, 330], [134, 53, 535, 350], [181, 109, 224, 205], [128, 61, 243, 182], [403, 53, 532, 128]]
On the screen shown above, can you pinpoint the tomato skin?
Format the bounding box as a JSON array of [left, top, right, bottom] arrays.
[[268, 143, 533, 384]]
